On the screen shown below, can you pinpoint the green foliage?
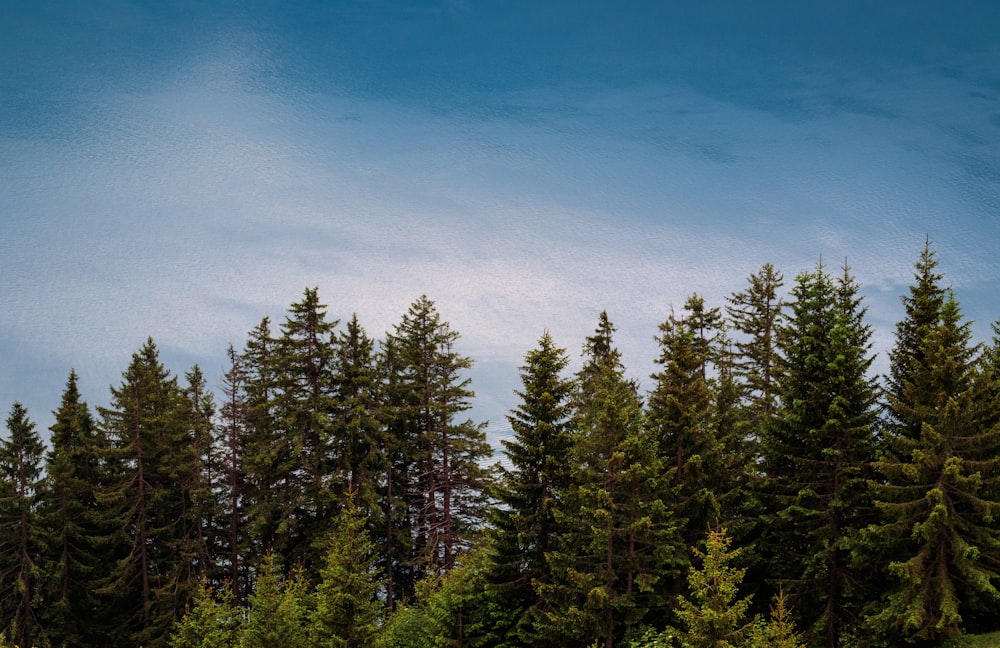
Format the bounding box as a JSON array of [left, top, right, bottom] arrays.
[[8, 252, 1000, 647], [748, 589, 804, 648], [762, 262, 879, 645], [868, 244, 1000, 644], [169, 579, 241, 648], [310, 499, 382, 648], [38, 371, 105, 648], [671, 525, 756, 648], [0, 402, 46, 648], [539, 312, 681, 648], [238, 554, 310, 648], [487, 331, 575, 646]]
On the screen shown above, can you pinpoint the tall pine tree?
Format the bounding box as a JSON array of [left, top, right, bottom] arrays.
[[0, 403, 45, 648], [540, 313, 679, 648], [38, 371, 105, 648], [763, 262, 878, 646], [868, 244, 1000, 642], [487, 331, 575, 647]]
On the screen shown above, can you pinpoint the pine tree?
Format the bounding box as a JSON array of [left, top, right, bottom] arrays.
[[240, 316, 285, 571], [763, 262, 878, 646], [726, 263, 785, 428], [217, 345, 248, 602], [238, 554, 310, 648], [38, 371, 104, 648], [270, 286, 340, 570], [0, 403, 45, 648], [868, 244, 1000, 642], [540, 313, 680, 648], [96, 338, 202, 648], [648, 295, 732, 556], [310, 498, 382, 647], [385, 296, 490, 578], [487, 331, 575, 647], [671, 525, 756, 648], [169, 579, 240, 648], [330, 314, 386, 525]]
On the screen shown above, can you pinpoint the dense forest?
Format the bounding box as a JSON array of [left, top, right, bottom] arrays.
[[3, 242, 1000, 648]]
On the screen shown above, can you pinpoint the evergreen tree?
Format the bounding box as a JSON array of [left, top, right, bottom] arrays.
[[385, 296, 490, 578], [239, 317, 285, 572], [0, 403, 45, 648], [38, 371, 104, 648], [540, 313, 680, 648], [238, 554, 310, 648], [180, 366, 218, 587], [330, 314, 386, 525], [310, 499, 382, 647], [377, 333, 421, 609], [648, 295, 733, 556], [763, 262, 878, 646], [216, 345, 248, 602], [487, 331, 575, 647], [169, 579, 240, 648], [270, 287, 340, 571], [726, 263, 785, 428], [868, 244, 1000, 642], [96, 338, 202, 648], [671, 526, 756, 648]]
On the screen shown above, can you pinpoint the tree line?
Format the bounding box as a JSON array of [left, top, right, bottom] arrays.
[[2, 242, 1000, 647]]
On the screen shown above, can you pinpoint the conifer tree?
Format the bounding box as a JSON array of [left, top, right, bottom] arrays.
[[487, 331, 575, 647], [540, 312, 679, 648], [180, 366, 218, 586], [726, 263, 784, 427], [38, 371, 104, 648], [671, 525, 756, 648], [96, 338, 202, 648], [217, 345, 248, 601], [0, 403, 45, 648], [270, 287, 340, 570], [377, 333, 418, 609], [763, 262, 878, 646], [648, 295, 732, 556], [238, 554, 310, 648], [385, 296, 490, 578], [330, 314, 386, 524], [240, 317, 285, 570], [310, 498, 382, 647], [169, 579, 240, 648], [868, 244, 1000, 642]]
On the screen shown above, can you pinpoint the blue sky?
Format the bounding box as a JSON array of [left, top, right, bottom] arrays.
[[2, 1, 999, 444]]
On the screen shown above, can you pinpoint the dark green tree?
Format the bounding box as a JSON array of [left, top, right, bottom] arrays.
[[385, 296, 490, 578], [726, 263, 785, 424], [540, 312, 680, 648], [648, 295, 733, 556], [330, 314, 386, 525], [38, 371, 105, 648], [868, 244, 1000, 643], [96, 338, 203, 648], [216, 345, 248, 601], [239, 316, 285, 572], [763, 262, 878, 646], [270, 287, 340, 571], [0, 403, 45, 648], [486, 331, 575, 647]]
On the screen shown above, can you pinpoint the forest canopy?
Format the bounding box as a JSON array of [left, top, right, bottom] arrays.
[[3, 243, 1000, 648]]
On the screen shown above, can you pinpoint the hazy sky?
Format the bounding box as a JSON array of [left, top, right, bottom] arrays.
[[3, 1, 1000, 444]]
